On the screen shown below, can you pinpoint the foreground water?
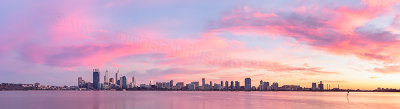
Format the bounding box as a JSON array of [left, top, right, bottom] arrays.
[[0, 91, 399, 109]]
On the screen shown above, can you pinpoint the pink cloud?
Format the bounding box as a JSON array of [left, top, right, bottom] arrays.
[[374, 65, 400, 74], [207, 1, 400, 63], [156, 56, 339, 81]]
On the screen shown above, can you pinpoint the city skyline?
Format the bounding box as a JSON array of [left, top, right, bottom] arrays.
[[1, 0, 400, 90], [79, 68, 339, 91], [1, 68, 399, 92], [70, 68, 393, 90]]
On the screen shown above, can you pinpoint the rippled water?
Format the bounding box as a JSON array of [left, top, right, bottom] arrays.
[[0, 91, 399, 109]]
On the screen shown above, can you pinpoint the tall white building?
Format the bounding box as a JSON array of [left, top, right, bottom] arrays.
[[202, 78, 205, 86], [104, 70, 109, 84], [115, 69, 119, 83], [149, 80, 154, 85], [132, 76, 136, 87]]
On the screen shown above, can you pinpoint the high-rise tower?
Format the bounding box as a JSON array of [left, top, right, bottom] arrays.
[[78, 77, 83, 88], [115, 69, 120, 85], [93, 69, 100, 90], [132, 76, 136, 87], [318, 81, 324, 90], [104, 70, 109, 84], [122, 76, 127, 89], [202, 78, 205, 86], [245, 78, 251, 91]]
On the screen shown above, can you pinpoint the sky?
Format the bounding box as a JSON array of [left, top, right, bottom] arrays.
[[0, 0, 400, 90]]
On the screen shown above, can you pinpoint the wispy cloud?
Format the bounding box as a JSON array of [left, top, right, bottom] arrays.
[[207, 0, 400, 63]]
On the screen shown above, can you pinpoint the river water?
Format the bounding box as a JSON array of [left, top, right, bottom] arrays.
[[0, 91, 399, 109]]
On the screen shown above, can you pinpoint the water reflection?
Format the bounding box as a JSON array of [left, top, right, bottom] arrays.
[[0, 91, 399, 109]]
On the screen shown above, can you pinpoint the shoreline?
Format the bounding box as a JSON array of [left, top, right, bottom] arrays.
[[1, 90, 399, 92]]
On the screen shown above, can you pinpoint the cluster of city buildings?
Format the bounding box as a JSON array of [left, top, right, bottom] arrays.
[[1, 68, 399, 92], [0, 83, 77, 90], [78, 69, 137, 90], [375, 87, 400, 92], [75, 68, 350, 91]]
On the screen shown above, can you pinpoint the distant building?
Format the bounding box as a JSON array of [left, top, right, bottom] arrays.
[[78, 77, 84, 88], [149, 80, 154, 85], [220, 81, 223, 87], [140, 84, 146, 88], [191, 81, 199, 88], [109, 78, 114, 84], [176, 82, 184, 89], [165, 82, 170, 88], [122, 76, 127, 89], [129, 82, 135, 88], [116, 80, 120, 85], [235, 81, 240, 90], [104, 70, 109, 84], [230, 81, 234, 90], [281, 85, 302, 91], [132, 76, 136, 87], [210, 81, 213, 87], [156, 82, 171, 89], [318, 81, 324, 90], [272, 82, 279, 90], [115, 70, 119, 85], [93, 69, 100, 90], [156, 82, 162, 88], [214, 83, 222, 90], [225, 81, 229, 90], [87, 82, 93, 89], [202, 78, 205, 86], [187, 84, 196, 90], [262, 82, 268, 91], [259, 80, 264, 91], [34, 83, 40, 88], [170, 80, 174, 87], [245, 78, 251, 91], [119, 77, 123, 88], [312, 82, 317, 90]]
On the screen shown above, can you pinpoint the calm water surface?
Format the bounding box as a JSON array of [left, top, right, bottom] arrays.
[[0, 91, 399, 109]]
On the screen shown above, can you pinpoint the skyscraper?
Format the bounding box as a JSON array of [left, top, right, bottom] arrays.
[[104, 70, 109, 84], [150, 80, 154, 85], [318, 81, 324, 90], [245, 78, 251, 91], [225, 81, 228, 90], [235, 81, 240, 90], [78, 77, 83, 88], [176, 82, 184, 89], [170, 80, 174, 87], [93, 69, 100, 90], [119, 77, 123, 88], [122, 76, 127, 89], [109, 78, 114, 84], [230, 81, 234, 89], [115, 69, 119, 85], [272, 82, 279, 90], [202, 78, 205, 86], [132, 76, 136, 87], [263, 82, 268, 91], [259, 80, 264, 91], [210, 81, 212, 87], [312, 82, 317, 90], [221, 81, 223, 87]]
